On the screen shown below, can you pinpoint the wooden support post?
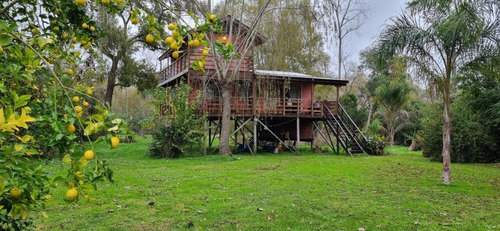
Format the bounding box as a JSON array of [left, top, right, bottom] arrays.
[[283, 81, 286, 116], [208, 119, 212, 148], [253, 117, 257, 154], [337, 122, 340, 155], [235, 118, 238, 144], [296, 117, 300, 153], [234, 118, 238, 153], [252, 78, 257, 116], [202, 120, 207, 156], [336, 85, 340, 114]]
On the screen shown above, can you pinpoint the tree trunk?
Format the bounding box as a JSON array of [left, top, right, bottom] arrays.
[[442, 83, 452, 185], [389, 119, 395, 146], [219, 84, 232, 155], [105, 58, 119, 107], [365, 102, 373, 132], [338, 32, 342, 80]]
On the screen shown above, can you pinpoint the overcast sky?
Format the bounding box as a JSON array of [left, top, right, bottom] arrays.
[[345, 0, 407, 62]]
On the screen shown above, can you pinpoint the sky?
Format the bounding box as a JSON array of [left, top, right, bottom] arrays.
[[340, 0, 408, 65]]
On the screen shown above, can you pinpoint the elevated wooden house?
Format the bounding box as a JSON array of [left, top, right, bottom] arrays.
[[158, 16, 367, 155]]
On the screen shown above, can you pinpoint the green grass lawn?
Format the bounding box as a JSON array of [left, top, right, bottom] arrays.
[[35, 137, 500, 230]]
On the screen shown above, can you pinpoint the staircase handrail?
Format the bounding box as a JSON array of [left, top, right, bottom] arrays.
[[322, 102, 353, 143], [338, 102, 368, 142]]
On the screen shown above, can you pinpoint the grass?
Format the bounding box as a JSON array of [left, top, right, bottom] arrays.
[[35, 138, 500, 230]]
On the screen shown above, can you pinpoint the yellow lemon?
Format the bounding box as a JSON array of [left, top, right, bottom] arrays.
[[172, 51, 179, 59], [90, 26, 95, 32], [83, 101, 89, 107], [74, 105, 83, 113], [75, 0, 86, 6], [202, 49, 209, 56], [67, 68, 74, 76], [102, 0, 109, 4], [210, 14, 216, 21], [168, 23, 176, 31], [146, 34, 154, 43], [66, 188, 78, 200], [72, 96, 80, 103], [87, 89, 93, 95], [165, 36, 174, 44], [82, 23, 89, 29], [84, 150, 94, 160], [111, 136, 120, 149], [198, 61, 204, 69], [66, 124, 76, 133], [131, 18, 139, 25], [193, 39, 200, 47], [169, 42, 178, 50]]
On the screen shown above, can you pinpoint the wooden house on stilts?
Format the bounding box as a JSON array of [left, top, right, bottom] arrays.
[[158, 16, 368, 155]]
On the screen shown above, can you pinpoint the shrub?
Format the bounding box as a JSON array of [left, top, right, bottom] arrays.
[[365, 119, 387, 155], [148, 83, 206, 158], [421, 98, 498, 163]]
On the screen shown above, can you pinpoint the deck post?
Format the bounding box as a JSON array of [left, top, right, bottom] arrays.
[[253, 116, 257, 153], [208, 119, 212, 148], [202, 120, 207, 156], [336, 85, 340, 114], [296, 117, 300, 152]]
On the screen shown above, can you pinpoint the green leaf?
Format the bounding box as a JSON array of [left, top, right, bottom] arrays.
[[0, 34, 12, 46], [62, 154, 72, 164]]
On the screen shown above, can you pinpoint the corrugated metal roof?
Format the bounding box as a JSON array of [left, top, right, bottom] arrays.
[[254, 70, 348, 85]]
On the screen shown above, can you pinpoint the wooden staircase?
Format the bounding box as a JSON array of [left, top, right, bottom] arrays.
[[322, 101, 368, 156]]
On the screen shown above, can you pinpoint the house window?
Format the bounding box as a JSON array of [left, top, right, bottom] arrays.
[[286, 86, 300, 99]]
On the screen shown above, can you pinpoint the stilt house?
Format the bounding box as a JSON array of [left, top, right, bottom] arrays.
[[158, 16, 367, 155]]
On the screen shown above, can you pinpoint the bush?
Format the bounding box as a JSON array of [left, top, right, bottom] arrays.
[[421, 98, 499, 163], [148, 83, 206, 158], [365, 119, 387, 155]]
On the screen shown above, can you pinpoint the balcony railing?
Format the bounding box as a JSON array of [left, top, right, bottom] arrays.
[[158, 52, 189, 86], [200, 97, 332, 117]]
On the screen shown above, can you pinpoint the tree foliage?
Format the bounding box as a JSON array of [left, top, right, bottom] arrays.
[[339, 92, 367, 129], [0, 0, 136, 228], [375, 0, 500, 184], [149, 82, 206, 158]]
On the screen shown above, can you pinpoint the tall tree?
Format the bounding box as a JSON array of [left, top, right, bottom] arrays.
[[376, 0, 500, 184], [319, 0, 367, 79], [96, 1, 178, 107], [374, 58, 412, 146], [256, 0, 329, 76]]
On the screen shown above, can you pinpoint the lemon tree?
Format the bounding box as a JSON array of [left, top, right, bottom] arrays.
[[0, 0, 137, 229]]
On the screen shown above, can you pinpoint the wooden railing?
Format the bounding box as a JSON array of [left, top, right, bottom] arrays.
[[158, 53, 189, 86], [200, 97, 332, 117]]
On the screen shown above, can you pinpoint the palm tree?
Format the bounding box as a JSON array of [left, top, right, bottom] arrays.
[[376, 0, 500, 184]]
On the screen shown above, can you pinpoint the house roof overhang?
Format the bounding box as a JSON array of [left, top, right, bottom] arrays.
[[254, 70, 349, 86]]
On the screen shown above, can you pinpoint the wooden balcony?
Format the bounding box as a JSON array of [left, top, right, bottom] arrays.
[[158, 52, 189, 86], [200, 97, 337, 118]]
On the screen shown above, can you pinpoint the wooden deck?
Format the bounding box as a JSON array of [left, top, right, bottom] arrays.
[[158, 53, 189, 86], [200, 97, 338, 118]]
